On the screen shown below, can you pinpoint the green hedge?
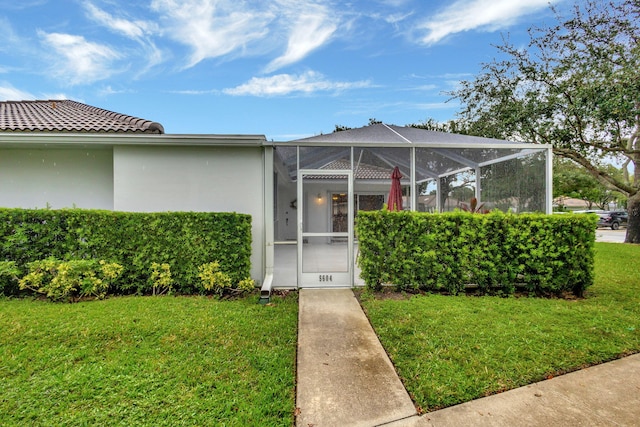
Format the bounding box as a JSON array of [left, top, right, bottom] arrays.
[[356, 210, 596, 297], [0, 208, 252, 295]]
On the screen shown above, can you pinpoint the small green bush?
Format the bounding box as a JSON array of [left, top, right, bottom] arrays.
[[0, 261, 21, 296], [149, 262, 173, 296], [198, 261, 255, 297], [237, 277, 257, 294], [18, 258, 123, 302]]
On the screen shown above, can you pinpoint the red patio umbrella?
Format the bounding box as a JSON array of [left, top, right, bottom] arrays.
[[388, 166, 403, 211]]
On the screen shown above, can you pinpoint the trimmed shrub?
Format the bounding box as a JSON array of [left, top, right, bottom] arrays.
[[356, 210, 596, 297], [197, 261, 255, 297], [0, 208, 252, 296], [18, 258, 123, 302]]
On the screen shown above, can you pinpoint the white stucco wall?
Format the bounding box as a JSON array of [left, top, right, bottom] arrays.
[[0, 148, 113, 209], [276, 178, 297, 241], [304, 184, 332, 234], [113, 145, 265, 281]]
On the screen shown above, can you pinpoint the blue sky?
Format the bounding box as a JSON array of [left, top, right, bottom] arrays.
[[0, 0, 567, 140]]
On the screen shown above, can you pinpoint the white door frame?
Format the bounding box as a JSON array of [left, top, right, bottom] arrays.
[[297, 169, 353, 287]]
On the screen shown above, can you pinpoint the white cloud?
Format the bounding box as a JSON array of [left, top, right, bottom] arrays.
[[409, 84, 438, 91], [97, 85, 134, 96], [415, 0, 552, 45], [0, 17, 25, 53], [83, 2, 164, 73], [0, 1, 48, 11], [150, 0, 273, 68], [147, 0, 342, 71], [38, 31, 121, 85], [42, 92, 68, 100], [412, 101, 454, 110], [265, 2, 337, 72], [84, 2, 158, 39], [223, 71, 372, 97], [385, 11, 414, 25], [170, 89, 219, 95], [0, 82, 35, 100], [375, 0, 411, 7], [335, 99, 452, 118]]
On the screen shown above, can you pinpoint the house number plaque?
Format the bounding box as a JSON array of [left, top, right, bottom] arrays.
[[319, 274, 333, 282]]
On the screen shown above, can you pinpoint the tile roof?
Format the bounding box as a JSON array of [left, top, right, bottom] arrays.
[[0, 100, 164, 134], [322, 159, 395, 180], [301, 159, 398, 180]]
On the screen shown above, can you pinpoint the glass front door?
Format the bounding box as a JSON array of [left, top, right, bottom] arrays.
[[298, 169, 353, 287]]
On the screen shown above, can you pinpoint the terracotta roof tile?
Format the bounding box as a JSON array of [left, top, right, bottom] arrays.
[[0, 100, 164, 134], [324, 159, 393, 180], [303, 159, 395, 180]]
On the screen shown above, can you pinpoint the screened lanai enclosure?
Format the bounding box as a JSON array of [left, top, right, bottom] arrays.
[[268, 124, 552, 289]]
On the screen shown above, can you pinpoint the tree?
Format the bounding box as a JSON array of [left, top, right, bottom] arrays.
[[411, 120, 477, 209], [554, 158, 627, 209], [450, 0, 640, 242], [412, 118, 470, 135], [334, 118, 382, 133]]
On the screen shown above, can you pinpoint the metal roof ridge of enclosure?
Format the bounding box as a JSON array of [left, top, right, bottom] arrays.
[[271, 123, 553, 215], [282, 123, 549, 147]]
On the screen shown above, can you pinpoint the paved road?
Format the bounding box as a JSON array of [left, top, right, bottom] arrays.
[[595, 228, 627, 243]]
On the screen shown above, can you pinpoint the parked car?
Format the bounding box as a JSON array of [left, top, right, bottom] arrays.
[[597, 211, 628, 230], [574, 209, 606, 214]]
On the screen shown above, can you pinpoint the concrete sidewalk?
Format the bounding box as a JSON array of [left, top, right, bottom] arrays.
[[296, 288, 640, 427], [391, 352, 640, 426]]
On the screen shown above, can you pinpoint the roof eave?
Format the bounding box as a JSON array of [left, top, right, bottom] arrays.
[[0, 132, 267, 148]]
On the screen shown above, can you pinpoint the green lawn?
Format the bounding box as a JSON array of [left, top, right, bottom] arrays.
[[360, 242, 640, 412], [0, 293, 298, 426], [2, 242, 638, 423]]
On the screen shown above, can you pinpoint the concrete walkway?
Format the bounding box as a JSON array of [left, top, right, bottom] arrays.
[[296, 288, 417, 427], [296, 288, 640, 427]]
